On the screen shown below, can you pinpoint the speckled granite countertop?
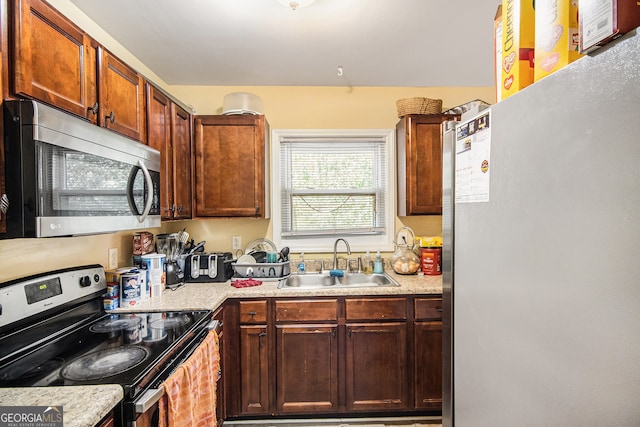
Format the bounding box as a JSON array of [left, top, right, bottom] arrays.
[[115, 271, 443, 313], [0, 272, 441, 425], [0, 385, 123, 427]]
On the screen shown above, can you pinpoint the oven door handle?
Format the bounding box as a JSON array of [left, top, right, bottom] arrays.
[[134, 387, 165, 414], [207, 319, 222, 332]]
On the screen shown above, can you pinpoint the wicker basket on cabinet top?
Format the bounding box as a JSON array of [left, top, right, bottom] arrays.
[[396, 97, 442, 117]]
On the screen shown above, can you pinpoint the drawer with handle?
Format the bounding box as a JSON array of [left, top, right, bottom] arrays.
[[239, 300, 268, 324], [414, 298, 443, 320]]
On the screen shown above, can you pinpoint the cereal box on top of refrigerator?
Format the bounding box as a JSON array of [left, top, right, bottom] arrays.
[[500, 0, 536, 100], [535, 0, 584, 81], [579, 0, 640, 53], [494, 5, 503, 102]]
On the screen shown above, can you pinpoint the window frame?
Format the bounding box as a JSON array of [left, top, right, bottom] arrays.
[[271, 128, 396, 253]]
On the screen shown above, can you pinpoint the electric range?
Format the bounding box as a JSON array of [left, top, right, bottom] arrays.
[[0, 264, 214, 425]]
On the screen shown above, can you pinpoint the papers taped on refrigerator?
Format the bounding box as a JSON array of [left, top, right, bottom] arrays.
[[455, 110, 491, 203]]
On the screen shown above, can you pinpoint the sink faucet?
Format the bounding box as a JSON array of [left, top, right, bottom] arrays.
[[333, 238, 351, 270]]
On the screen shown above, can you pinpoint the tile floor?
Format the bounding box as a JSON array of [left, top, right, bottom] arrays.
[[224, 416, 442, 427]]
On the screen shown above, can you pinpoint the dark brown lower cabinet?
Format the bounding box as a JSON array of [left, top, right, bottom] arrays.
[[225, 295, 442, 420], [276, 325, 339, 413], [214, 308, 225, 425], [239, 325, 270, 415], [345, 323, 408, 411], [414, 297, 444, 410], [414, 321, 442, 409]]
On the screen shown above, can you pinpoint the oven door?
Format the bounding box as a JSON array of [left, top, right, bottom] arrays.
[[128, 320, 222, 427]]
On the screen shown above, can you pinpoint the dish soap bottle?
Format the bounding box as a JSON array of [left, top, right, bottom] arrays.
[[373, 250, 384, 274], [363, 251, 373, 274], [297, 252, 306, 274]]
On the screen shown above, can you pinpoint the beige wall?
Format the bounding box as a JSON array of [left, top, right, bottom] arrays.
[[0, 1, 496, 282]]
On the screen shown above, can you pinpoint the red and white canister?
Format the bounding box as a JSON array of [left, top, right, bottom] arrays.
[[420, 247, 442, 275]]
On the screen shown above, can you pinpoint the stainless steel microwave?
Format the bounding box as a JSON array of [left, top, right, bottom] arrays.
[[2, 100, 161, 238]]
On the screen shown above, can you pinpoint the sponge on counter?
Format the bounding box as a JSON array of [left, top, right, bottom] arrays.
[[329, 269, 344, 277]]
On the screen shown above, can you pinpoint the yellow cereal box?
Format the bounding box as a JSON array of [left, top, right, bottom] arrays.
[[494, 5, 503, 102], [535, 0, 584, 80], [500, 0, 536, 100]]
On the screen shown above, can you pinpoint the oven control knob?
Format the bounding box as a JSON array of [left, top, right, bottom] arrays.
[[94, 274, 100, 283], [79, 275, 91, 287]]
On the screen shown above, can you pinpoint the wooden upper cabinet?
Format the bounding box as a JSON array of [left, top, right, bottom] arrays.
[[194, 115, 269, 218], [171, 103, 192, 220], [13, 0, 98, 121], [1, 49, 5, 234], [146, 83, 192, 220], [12, 0, 145, 138], [146, 84, 173, 219], [396, 114, 458, 215], [98, 47, 145, 141]]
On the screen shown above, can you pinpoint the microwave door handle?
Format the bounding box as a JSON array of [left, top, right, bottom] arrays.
[[133, 160, 154, 223]]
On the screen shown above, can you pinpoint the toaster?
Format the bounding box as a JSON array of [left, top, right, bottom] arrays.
[[184, 252, 234, 282]]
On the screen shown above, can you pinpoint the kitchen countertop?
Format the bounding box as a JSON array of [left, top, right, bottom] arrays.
[[0, 272, 441, 426], [114, 271, 443, 313], [0, 385, 123, 427]]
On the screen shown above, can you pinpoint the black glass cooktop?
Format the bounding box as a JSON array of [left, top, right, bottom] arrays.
[[0, 309, 210, 393]]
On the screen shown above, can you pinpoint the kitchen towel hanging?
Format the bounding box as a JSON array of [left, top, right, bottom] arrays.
[[159, 330, 220, 426]]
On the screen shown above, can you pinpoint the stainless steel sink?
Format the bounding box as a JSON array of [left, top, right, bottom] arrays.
[[278, 272, 400, 289]]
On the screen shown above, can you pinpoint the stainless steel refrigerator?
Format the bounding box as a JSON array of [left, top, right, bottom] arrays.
[[442, 30, 640, 426]]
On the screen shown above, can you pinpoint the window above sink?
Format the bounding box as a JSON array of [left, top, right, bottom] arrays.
[[271, 129, 396, 253]]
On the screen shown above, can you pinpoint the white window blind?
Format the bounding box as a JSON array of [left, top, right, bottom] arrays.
[[280, 137, 387, 238]]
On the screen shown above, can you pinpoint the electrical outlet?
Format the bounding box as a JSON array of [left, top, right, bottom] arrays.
[[108, 248, 118, 270], [232, 236, 242, 250]]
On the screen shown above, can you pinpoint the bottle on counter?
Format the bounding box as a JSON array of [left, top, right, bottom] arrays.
[[297, 252, 306, 274], [363, 251, 373, 274], [373, 250, 384, 274]]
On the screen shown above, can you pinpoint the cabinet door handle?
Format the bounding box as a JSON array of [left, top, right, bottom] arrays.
[[87, 102, 99, 115], [106, 111, 115, 124], [258, 332, 267, 337], [0, 193, 8, 214], [255, 206, 260, 215], [332, 329, 336, 338], [348, 328, 352, 338], [249, 311, 257, 317]]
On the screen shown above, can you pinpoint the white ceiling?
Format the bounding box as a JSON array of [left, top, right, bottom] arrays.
[[69, 0, 500, 87]]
